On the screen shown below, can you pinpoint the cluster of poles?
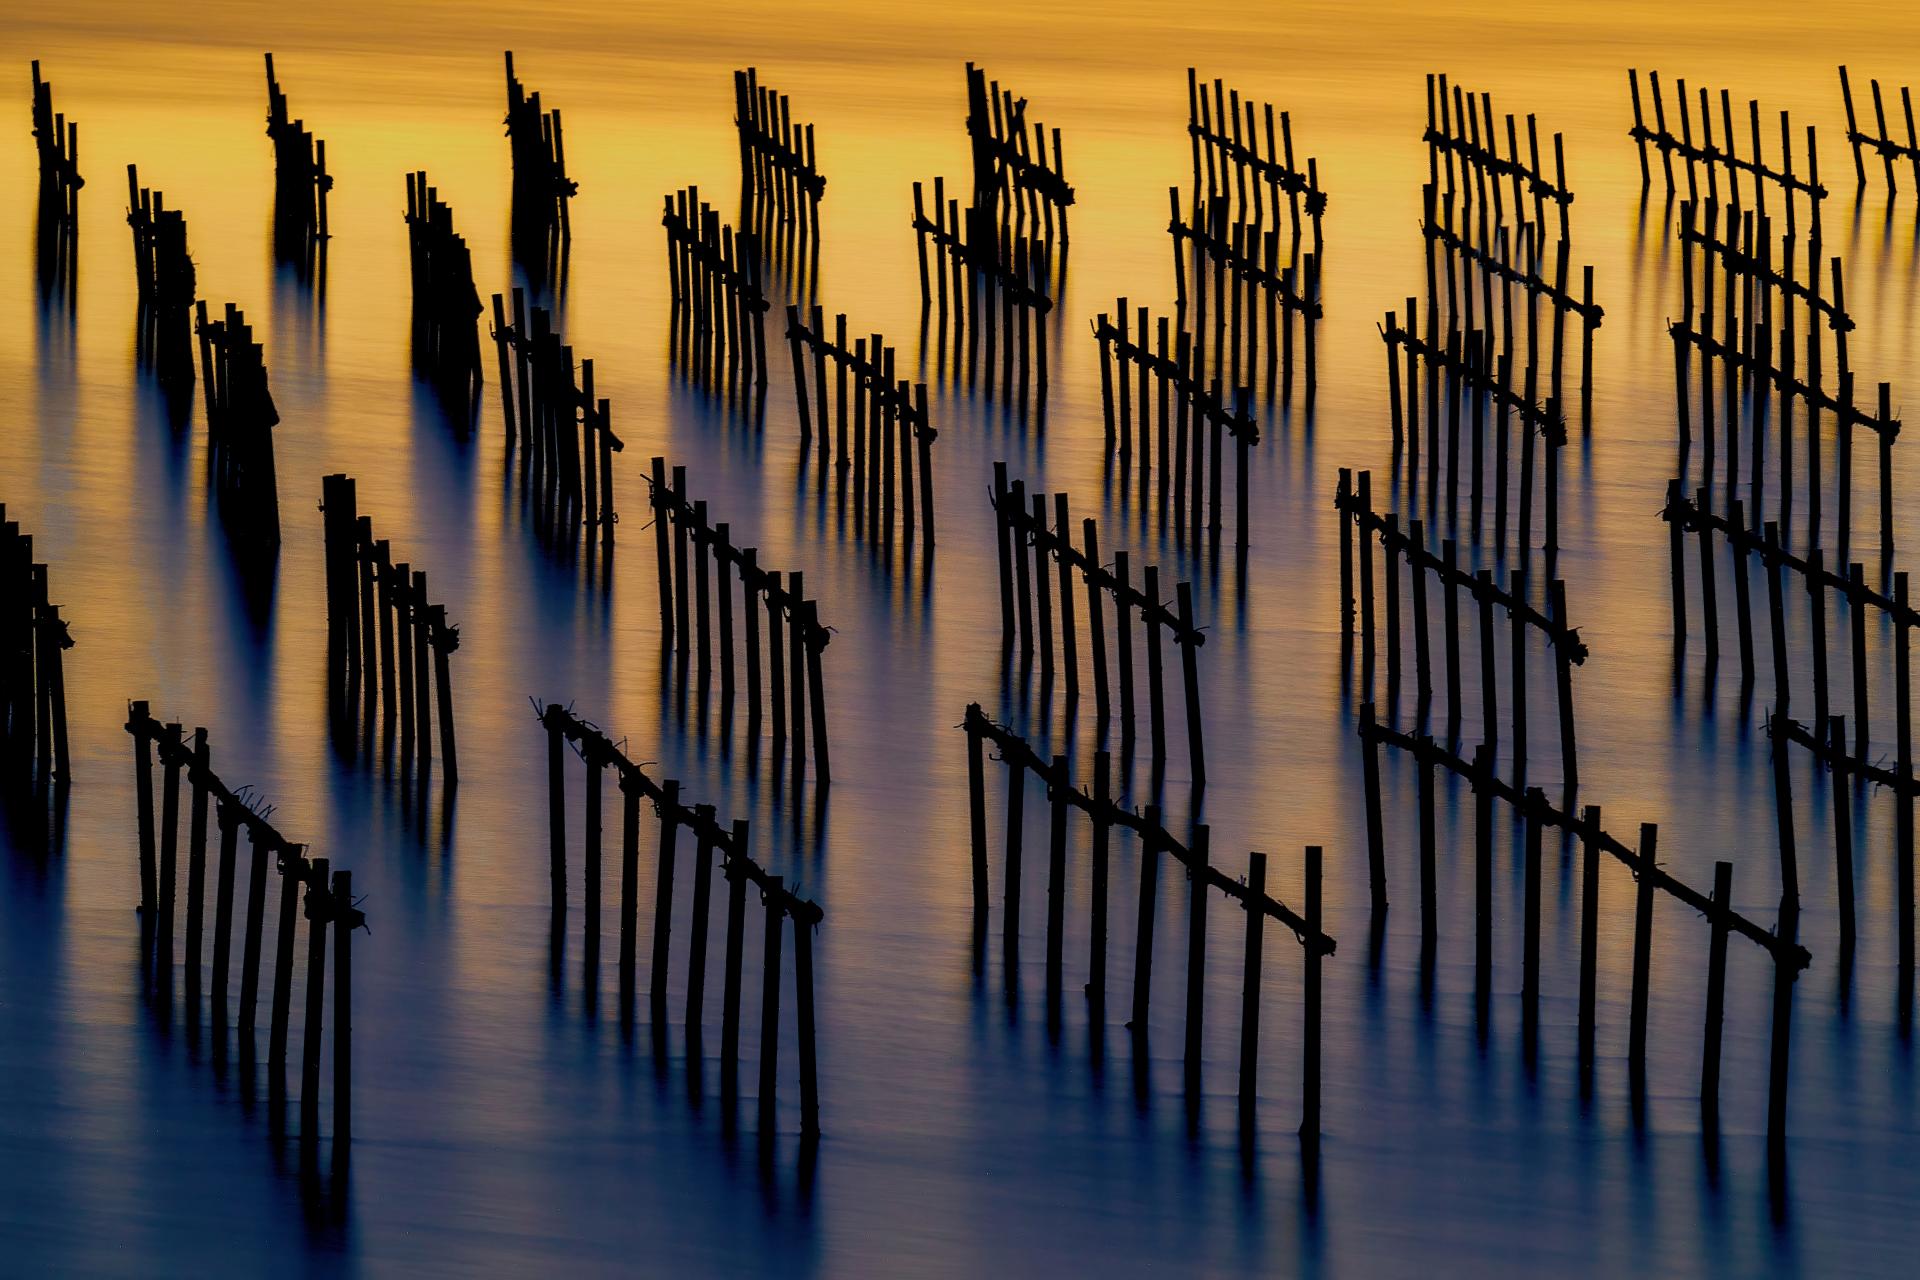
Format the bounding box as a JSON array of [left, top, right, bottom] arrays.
[[541, 703, 822, 1138], [963, 706, 1333, 1132], [126, 702, 363, 1159], [405, 172, 484, 414], [663, 186, 770, 404], [319, 475, 460, 783], [489, 290, 623, 550], [127, 163, 196, 386], [195, 302, 283, 547], [503, 52, 574, 292], [650, 459, 832, 791], [992, 464, 1209, 785], [783, 306, 936, 548], [2, 508, 73, 794]]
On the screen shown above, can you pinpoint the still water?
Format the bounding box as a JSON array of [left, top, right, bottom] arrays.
[[4, 1, 1920, 1273]]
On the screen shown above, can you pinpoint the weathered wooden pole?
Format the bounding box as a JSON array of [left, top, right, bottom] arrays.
[[1132, 805, 1162, 1033], [650, 780, 682, 1018], [300, 857, 331, 1138], [1628, 824, 1658, 1077], [1046, 754, 1069, 1012], [332, 868, 353, 1147], [546, 707, 567, 914], [131, 702, 157, 916], [1360, 703, 1387, 912], [1700, 859, 1733, 1123], [720, 822, 750, 1095], [1238, 850, 1267, 1118], [1090, 752, 1112, 1011], [1577, 804, 1602, 1070], [184, 728, 210, 1013], [758, 881, 786, 1130], [1184, 824, 1210, 1092]]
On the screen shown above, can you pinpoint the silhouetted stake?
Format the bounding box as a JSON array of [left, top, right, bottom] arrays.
[[300, 856, 331, 1137], [1360, 702, 1388, 913], [1765, 523, 1790, 716], [212, 801, 239, 1037], [1090, 752, 1112, 1010], [1046, 755, 1069, 1018], [1628, 824, 1656, 1077], [651, 779, 682, 1019], [239, 826, 268, 1039], [758, 875, 786, 1133], [1825, 715, 1856, 950], [1900, 573, 1915, 976], [547, 709, 567, 914], [1184, 824, 1210, 1093], [1520, 787, 1546, 1053], [157, 721, 182, 984], [1238, 848, 1266, 1118], [1417, 731, 1436, 939], [332, 868, 354, 1146], [185, 728, 209, 1014], [685, 805, 716, 1038], [1577, 803, 1601, 1070], [721, 820, 748, 1097], [1698, 857, 1733, 1124]]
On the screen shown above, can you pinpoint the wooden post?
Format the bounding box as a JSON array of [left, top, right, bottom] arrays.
[[1177, 583, 1206, 786], [431, 605, 457, 783], [132, 705, 158, 918], [650, 780, 681, 1017], [1552, 581, 1578, 795], [1577, 804, 1602, 1069], [1473, 745, 1494, 997], [1666, 479, 1688, 650], [1045, 754, 1069, 1008], [1083, 520, 1110, 724], [620, 772, 641, 1009], [300, 857, 330, 1138], [794, 910, 820, 1139], [268, 850, 301, 1070], [212, 801, 240, 1035], [1628, 824, 1658, 1074], [184, 728, 209, 1012], [332, 869, 352, 1145], [1184, 824, 1210, 1091], [1899, 573, 1914, 976], [1238, 850, 1266, 1116], [1509, 570, 1528, 780], [966, 708, 989, 927], [157, 722, 183, 983], [1090, 752, 1111, 1010], [1301, 845, 1323, 1136], [1701, 859, 1733, 1122], [685, 806, 716, 1037], [1361, 703, 1387, 912], [1763, 928, 1798, 1151], [239, 828, 269, 1038], [1522, 788, 1544, 1035], [546, 708, 567, 914], [1132, 805, 1161, 1032], [1003, 755, 1025, 962], [1829, 715, 1855, 948], [759, 881, 786, 1129], [720, 820, 749, 1095]]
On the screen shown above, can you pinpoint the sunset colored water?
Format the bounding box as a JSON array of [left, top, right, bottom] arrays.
[[5, 2, 1920, 1272]]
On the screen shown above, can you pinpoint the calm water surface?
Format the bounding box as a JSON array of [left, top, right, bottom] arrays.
[[4, 1, 1920, 1274]]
